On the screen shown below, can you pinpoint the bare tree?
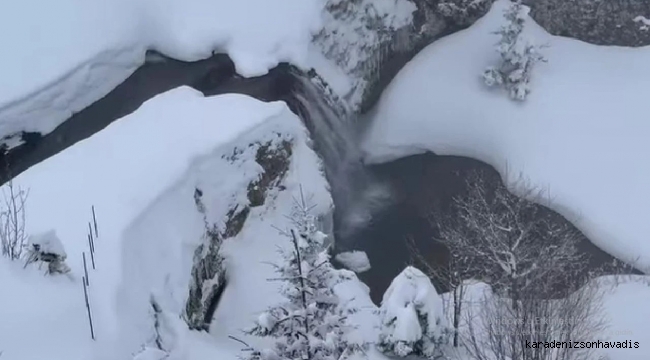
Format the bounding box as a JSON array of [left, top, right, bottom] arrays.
[[433, 172, 606, 360], [0, 175, 28, 260], [463, 276, 606, 360]]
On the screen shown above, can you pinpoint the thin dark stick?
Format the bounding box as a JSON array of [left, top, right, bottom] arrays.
[[88, 222, 94, 244], [88, 236, 95, 270], [88, 233, 94, 255], [82, 276, 95, 340], [92, 206, 98, 238], [290, 230, 310, 336], [82, 252, 89, 286]]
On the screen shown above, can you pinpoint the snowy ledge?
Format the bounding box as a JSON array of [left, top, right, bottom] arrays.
[[0, 0, 323, 142], [0, 87, 302, 360], [362, 0, 650, 271]]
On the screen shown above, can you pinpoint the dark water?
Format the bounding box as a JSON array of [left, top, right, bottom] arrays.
[[1, 53, 238, 183], [335, 154, 639, 304]]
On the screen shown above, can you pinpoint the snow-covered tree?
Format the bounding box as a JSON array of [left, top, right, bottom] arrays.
[[377, 266, 450, 359], [240, 194, 364, 360], [482, 0, 546, 101]]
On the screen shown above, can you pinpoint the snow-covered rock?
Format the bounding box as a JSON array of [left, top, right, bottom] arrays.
[[185, 127, 295, 331], [313, 0, 416, 108], [377, 266, 448, 358], [0, 87, 314, 360], [335, 250, 371, 273]]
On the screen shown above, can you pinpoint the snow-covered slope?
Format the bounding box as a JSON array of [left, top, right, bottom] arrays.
[[362, 0, 650, 272], [0, 85, 381, 360], [0, 0, 323, 142], [0, 88, 297, 360]]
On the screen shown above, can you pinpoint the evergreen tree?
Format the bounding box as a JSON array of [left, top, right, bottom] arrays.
[[240, 195, 364, 360], [483, 0, 546, 101]]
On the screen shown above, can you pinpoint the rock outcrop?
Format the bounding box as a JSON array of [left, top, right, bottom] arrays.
[[185, 134, 294, 331]]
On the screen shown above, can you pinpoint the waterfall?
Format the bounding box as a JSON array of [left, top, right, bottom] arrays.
[[287, 72, 392, 247]]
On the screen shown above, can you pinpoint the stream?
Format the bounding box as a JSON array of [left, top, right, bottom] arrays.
[[2, 51, 633, 306]]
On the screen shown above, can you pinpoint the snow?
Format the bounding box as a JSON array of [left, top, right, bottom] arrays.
[[0, 88, 300, 360], [312, 0, 416, 109], [335, 250, 371, 273], [362, 0, 650, 272], [28, 229, 67, 258], [596, 276, 650, 360], [378, 266, 446, 355], [132, 347, 168, 360], [0, 0, 324, 142], [633, 15, 650, 31]]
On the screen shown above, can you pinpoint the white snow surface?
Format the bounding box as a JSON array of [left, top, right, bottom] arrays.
[[379, 266, 446, 343], [28, 229, 67, 258], [362, 0, 650, 272], [0, 88, 304, 360], [335, 250, 372, 273], [0, 0, 323, 140]]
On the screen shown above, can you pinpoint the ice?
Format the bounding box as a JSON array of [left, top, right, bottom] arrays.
[[335, 250, 371, 273], [362, 0, 650, 273]]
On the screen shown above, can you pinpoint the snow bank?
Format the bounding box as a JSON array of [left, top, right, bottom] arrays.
[[0, 88, 292, 360], [362, 0, 650, 271], [378, 266, 447, 357], [0, 0, 324, 141], [335, 250, 372, 273]]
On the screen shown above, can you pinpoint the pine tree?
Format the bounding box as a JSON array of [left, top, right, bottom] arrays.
[[482, 0, 546, 101], [240, 194, 364, 360]]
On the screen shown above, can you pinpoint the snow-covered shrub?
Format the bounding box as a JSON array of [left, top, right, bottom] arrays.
[[377, 266, 449, 359], [482, 0, 546, 101], [240, 195, 364, 360], [24, 230, 70, 275]]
